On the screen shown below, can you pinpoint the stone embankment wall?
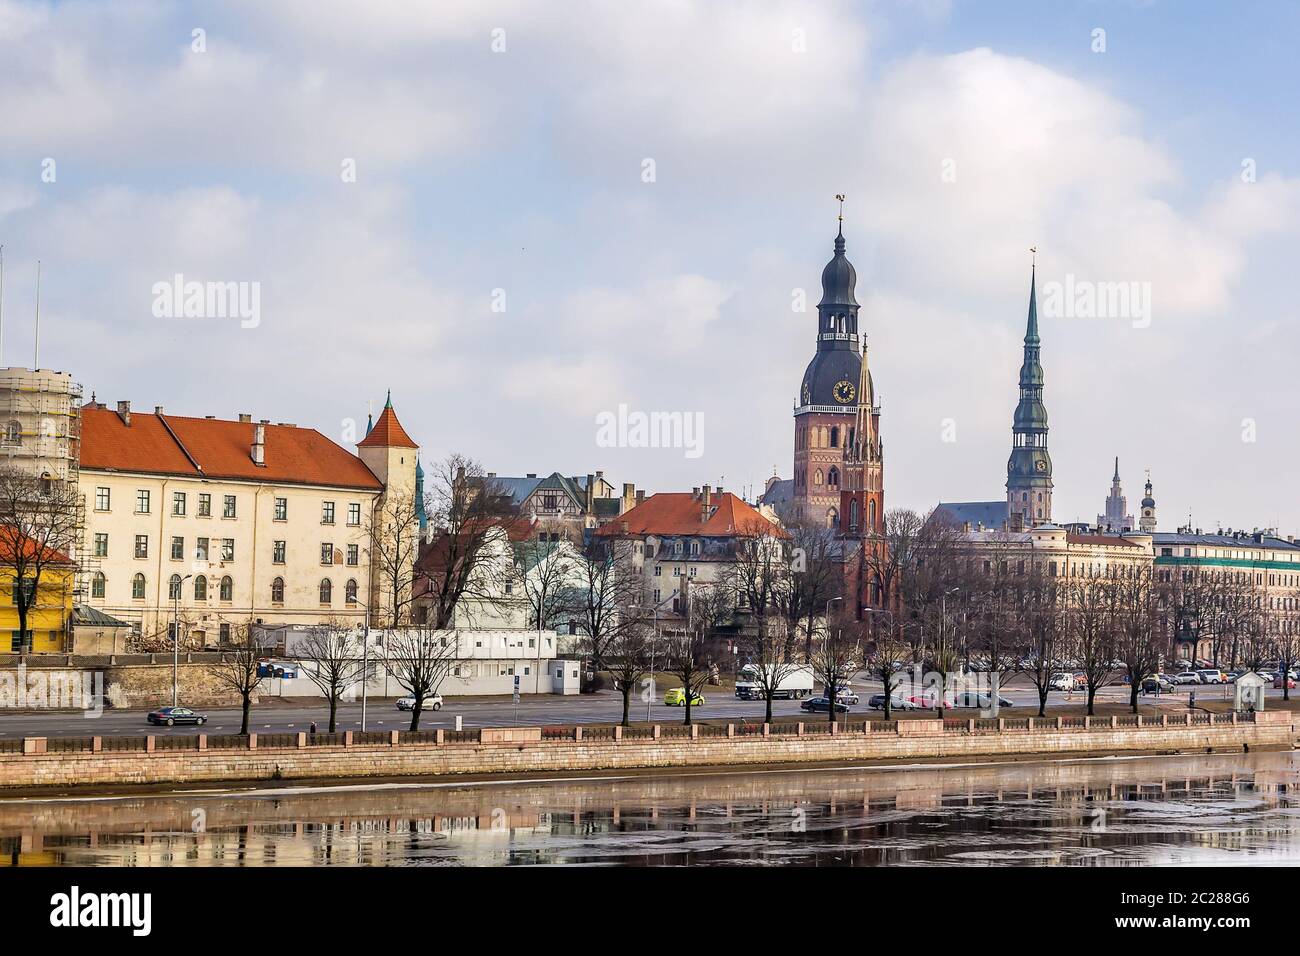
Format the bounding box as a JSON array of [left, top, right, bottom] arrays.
[[0, 711, 1292, 791]]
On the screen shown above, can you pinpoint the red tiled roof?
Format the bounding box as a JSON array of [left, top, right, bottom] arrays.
[[358, 403, 418, 449], [80, 406, 382, 490], [596, 492, 782, 537], [0, 530, 74, 565]]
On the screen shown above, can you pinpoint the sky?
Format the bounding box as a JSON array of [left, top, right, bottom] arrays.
[[1, 0, 1298, 531]]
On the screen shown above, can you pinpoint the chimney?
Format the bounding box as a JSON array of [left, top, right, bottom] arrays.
[[621, 520, 629, 533], [692, 487, 700, 497], [636, 490, 645, 505], [701, 484, 711, 523], [621, 482, 635, 513], [116, 400, 131, 426], [154, 405, 164, 415], [238, 413, 252, 423], [252, 422, 266, 466], [595, 470, 604, 481], [585, 473, 595, 515], [487, 472, 496, 478], [526, 473, 536, 479]]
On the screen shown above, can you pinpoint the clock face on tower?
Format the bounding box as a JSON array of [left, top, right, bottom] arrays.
[[1035, 460, 1047, 472], [832, 380, 856, 404]]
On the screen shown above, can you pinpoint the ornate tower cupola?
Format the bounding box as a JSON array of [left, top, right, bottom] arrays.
[[1139, 471, 1157, 533], [1006, 259, 1053, 527]]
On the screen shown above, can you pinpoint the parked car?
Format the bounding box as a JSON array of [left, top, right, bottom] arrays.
[[950, 692, 1015, 709], [868, 693, 919, 711], [1275, 674, 1296, 690], [1072, 673, 1088, 689], [1141, 675, 1174, 693], [1196, 669, 1226, 684], [1049, 673, 1076, 692], [801, 696, 849, 714], [906, 694, 948, 710], [146, 706, 207, 726], [396, 694, 443, 711], [664, 688, 705, 707], [835, 688, 860, 706], [1170, 672, 1201, 686]]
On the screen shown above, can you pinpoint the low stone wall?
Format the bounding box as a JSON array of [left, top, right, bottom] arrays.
[[0, 711, 1292, 792]]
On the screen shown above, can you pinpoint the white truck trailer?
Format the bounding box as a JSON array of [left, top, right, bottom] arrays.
[[735, 664, 815, 700]]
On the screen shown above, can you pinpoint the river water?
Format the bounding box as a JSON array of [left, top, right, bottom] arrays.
[[3, 751, 1299, 866]]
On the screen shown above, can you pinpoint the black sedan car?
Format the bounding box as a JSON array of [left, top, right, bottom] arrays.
[[146, 706, 208, 726], [950, 692, 1015, 709], [800, 696, 849, 714]]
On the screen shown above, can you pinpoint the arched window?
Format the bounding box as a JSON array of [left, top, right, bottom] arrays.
[[868, 500, 877, 529], [131, 573, 146, 600], [91, 572, 106, 599], [830, 426, 839, 448], [271, 577, 285, 603], [194, 575, 207, 600], [168, 574, 182, 600], [814, 469, 823, 486], [827, 467, 839, 488], [319, 579, 332, 604], [850, 499, 860, 531], [345, 579, 358, 604], [219, 576, 233, 601], [4, 421, 19, 445], [826, 507, 838, 529]]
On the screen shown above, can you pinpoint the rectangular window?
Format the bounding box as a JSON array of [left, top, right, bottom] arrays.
[[223, 495, 237, 518], [136, 489, 151, 514], [219, 623, 231, 643], [198, 493, 211, 517], [171, 536, 184, 560], [196, 537, 209, 561], [346, 544, 359, 566], [347, 503, 361, 526], [94, 533, 109, 557], [221, 538, 235, 561], [134, 535, 148, 559], [273, 540, 286, 564], [95, 487, 111, 511], [274, 497, 287, 521], [321, 543, 333, 565], [172, 491, 187, 516], [322, 501, 335, 524]]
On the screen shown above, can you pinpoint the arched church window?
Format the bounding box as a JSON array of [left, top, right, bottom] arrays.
[[850, 500, 859, 530], [869, 500, 877, 528], [827, 467, 839, 488], [814, 469, 823, 486], [829, 427, 839, 448], [826, 507, 838, 528]]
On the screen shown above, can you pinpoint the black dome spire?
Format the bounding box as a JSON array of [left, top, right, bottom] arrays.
[[819, 224, 859, 307]]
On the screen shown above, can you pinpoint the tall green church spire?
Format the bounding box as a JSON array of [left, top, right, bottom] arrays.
[[1006, 257, 1053, 526]]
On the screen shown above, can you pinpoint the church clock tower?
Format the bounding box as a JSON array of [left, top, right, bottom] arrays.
[[792, 203, 864, 528], [1006, 262, 1052, 527]]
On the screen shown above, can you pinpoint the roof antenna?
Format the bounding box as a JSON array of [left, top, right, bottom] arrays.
[[32, 259, 40, 369]]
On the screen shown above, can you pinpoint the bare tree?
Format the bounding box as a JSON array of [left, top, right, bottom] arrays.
[[605, 617, 652, 726], [571, 537, 642, 675], [415, 455, 518, 629], [1113, 566, 1163, 714], [1015, 567, 1064, 718], [293, 620, 364, 732], [1066, 577, 1118, 716], [1275, 613, 1300, 702], [776, 520, 844, 662], [365, 493, 421, 627], [722, 527, 800, 723], [663, 587, 731, 726], [809, 611, 860, 726], [385, 626, 461, 731], [514, 529, 577, 634], [210, 621, 264, 734], [0, 467, 81, 653], [864, 610, 908, 719]]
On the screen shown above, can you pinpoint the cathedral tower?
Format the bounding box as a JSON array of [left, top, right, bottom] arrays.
[[1006, 264, 1052, 527], [792, 207, 864, 527], [1139, 473, 1157, 533]]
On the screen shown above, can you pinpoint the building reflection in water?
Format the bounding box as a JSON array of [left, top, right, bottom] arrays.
[[1, 751, 1297, 867]]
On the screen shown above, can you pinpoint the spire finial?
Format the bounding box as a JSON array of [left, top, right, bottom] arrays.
[[385, 389, 392, 409], [835, 193, 846, 238], [1114, 456, 1120, 481], [1030, 245, 1037, 269]]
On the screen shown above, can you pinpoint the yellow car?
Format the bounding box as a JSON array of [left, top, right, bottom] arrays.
[[663, 687, 705, 707]]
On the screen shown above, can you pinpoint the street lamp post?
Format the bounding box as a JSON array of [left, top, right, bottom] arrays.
[[171, 572, 195, 708]]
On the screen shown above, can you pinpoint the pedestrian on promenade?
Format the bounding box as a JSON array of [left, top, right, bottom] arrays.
[[309, 721, 317, 736]]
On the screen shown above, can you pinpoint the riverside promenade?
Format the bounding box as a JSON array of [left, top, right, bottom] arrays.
[[1, 710, 1293, 792]]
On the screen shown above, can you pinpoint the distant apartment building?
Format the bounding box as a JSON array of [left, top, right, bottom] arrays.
[[487, 470, 638, 540], [595, 485, 782, 622], [78, 396, 418, 645]]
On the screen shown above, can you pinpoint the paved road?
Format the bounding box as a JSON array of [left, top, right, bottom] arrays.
[[0, 673, 1268, 739]]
